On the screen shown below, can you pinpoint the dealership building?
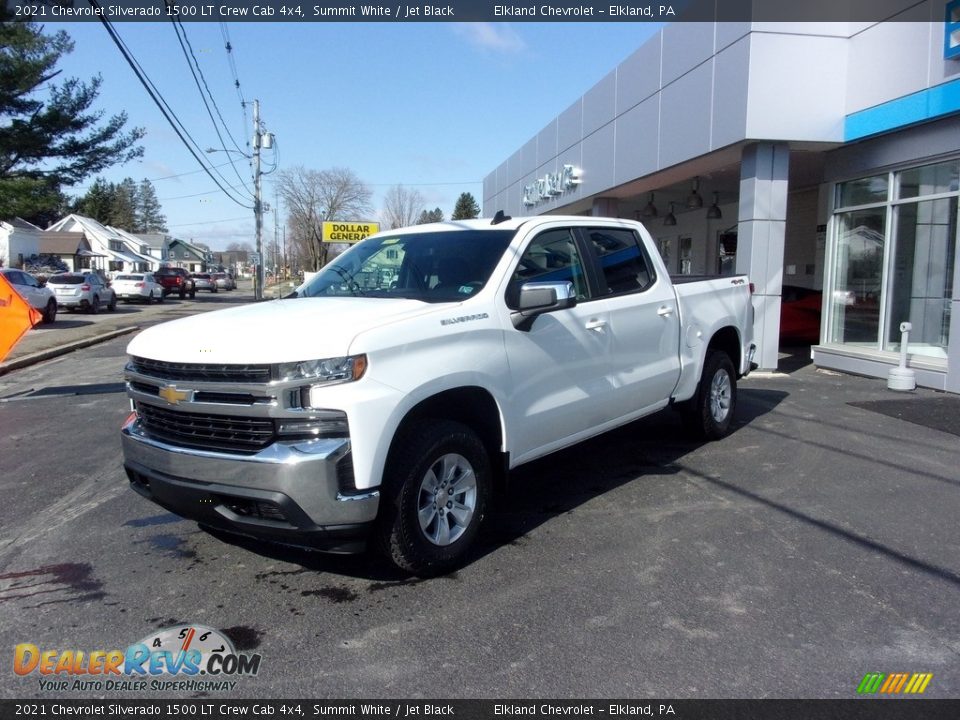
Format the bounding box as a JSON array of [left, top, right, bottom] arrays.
[[483, 4, 960, 393]]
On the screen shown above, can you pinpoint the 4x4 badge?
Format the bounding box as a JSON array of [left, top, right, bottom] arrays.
[[159, 385, 191, 405]]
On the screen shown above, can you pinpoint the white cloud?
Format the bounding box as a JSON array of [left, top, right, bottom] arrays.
[[453, 23, 526, 54]]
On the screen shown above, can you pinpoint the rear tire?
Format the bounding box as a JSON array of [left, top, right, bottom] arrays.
[[42, 299, 57, 324], [89, 296, 100, 315], [681, 351, 737, 440], [107, 294, 117, 312], [375, 420, 490, 577]]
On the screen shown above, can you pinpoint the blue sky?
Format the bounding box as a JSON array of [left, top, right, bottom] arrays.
[[51, 21, 661, 249]]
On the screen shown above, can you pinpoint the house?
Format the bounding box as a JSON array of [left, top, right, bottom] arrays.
[[137, 233, 171, 265], [0, 218, 43, 269], [165, 238, 209, 273], [37, 232, 102, 273], [46, 214, 156, 274], [110, 226, 162, 272]]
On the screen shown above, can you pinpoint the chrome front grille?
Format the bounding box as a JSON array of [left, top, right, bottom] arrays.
[[129, 357, 272, 384], [137, 403, 275, 455]]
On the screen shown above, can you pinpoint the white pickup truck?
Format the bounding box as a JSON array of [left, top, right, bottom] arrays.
[[121, 215, 755, 575]]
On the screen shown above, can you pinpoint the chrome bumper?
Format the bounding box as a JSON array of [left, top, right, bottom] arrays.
[[121, 416, 379, 552]]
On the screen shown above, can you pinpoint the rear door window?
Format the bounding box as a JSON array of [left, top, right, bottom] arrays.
[[582, 227, 656, 296]]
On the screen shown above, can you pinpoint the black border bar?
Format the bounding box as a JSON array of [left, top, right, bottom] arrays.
[[3, 0, 952, 23]]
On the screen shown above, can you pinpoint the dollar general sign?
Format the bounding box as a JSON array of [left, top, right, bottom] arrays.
[[321, 221, 380, 244]]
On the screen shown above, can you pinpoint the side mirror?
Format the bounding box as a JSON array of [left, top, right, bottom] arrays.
[[511, 281, 577, 330]]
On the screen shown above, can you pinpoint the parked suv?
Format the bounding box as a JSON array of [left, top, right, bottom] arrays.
[[155, 267, 196, 299], [0, 267, 57, 324], [191, 273, 218, 293], [47, 271, 117, 314]]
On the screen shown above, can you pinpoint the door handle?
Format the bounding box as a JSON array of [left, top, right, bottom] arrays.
[[585, 318, 607, 332], [657, 305, 674, 317]]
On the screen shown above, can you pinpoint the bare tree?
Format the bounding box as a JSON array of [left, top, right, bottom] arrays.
[[277, 166, 373, 271], [382, 184, 425, 230]]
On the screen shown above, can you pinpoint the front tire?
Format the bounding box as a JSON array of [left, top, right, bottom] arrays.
[[681, 351, 737, 440], [376, 420, 490, 577]]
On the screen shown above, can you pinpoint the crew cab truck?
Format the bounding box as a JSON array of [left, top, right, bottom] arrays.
[[121, 216, 755, 576]]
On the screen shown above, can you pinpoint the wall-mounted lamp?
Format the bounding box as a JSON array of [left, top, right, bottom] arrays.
[[707, 192, 722, 219], [663, 202, 677, 226], [641, 192, 658, 218], [686, 178, 703, 209]]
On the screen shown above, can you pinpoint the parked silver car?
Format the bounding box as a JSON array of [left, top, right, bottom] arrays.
[[47, 271, 117, 314], [113, 273, 165, 303], [212, 272, 235, 291], [0, 267, 57, 324], [191, 273, 218, 293]]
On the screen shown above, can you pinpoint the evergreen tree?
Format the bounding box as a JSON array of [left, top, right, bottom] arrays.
[[417, 208, 444, 224], [110, 177, 138, 229], [136, 178, 166, 232], [73, 178, 113, 224], [0, 17, 144, 223], [451, 192, 480, 220]]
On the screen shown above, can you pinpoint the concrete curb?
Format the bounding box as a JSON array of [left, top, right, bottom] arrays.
[[0, 326, 140, 376]]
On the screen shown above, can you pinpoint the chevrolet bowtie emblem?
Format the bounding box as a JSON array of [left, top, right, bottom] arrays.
[[159, 384, 191, 405]]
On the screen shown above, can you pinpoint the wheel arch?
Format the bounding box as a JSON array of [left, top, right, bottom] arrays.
[[385, 386, 508, 496], [706, 326, 742, 375]]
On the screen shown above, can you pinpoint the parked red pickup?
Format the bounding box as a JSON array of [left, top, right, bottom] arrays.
[[154, 267, 196, 299]]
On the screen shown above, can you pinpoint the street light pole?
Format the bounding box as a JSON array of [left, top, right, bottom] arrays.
[[253, 98, 264, 301]]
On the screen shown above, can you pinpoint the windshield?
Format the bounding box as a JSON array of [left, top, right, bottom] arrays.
[[296, 229, 516, 302]]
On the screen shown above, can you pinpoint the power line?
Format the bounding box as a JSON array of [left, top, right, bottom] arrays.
[[167, 215, 251, 228], [68, 160, 238, 193], [170, 17, 253, 195], [89, 1, 254, 210], [220, 23, 250, 153]]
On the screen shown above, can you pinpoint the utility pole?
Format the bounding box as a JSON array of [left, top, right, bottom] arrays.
[[274, 188, 280, 279], [253, 99, 264, 300]]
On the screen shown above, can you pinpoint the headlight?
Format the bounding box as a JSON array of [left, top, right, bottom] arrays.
[[277, 355, 367, 385]]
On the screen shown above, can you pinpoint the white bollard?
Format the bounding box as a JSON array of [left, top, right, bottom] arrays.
[[887, 321, 916, 391]]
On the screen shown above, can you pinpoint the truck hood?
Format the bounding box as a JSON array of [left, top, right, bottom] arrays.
[[126, 297, 439, 364]]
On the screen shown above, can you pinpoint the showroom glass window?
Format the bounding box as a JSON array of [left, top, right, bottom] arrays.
[[828, 160, 958, 360]]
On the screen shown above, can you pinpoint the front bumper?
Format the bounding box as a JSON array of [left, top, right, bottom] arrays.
[[121, 416, 379, 553]]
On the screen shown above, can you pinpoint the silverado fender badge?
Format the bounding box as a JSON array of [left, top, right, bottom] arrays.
[[440, 312, 489, 327], [159, 384, 192, 405]]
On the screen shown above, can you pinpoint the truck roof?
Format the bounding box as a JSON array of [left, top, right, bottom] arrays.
[[377, 215, 636, 236]]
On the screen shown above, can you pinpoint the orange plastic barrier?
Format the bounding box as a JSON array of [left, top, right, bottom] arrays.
[[0, 273, 42, 363]]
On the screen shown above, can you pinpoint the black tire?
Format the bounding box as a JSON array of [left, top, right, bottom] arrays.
[[211, 287, 218, 293], [89, 296, 100, 315], [178, 288, 186, 299], [42, 299, 57, 324], [681, 351, 737, 440], [189, 289, 196, 299], [107, 294, 117, 312], [375, 420, 490, 577]]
